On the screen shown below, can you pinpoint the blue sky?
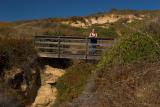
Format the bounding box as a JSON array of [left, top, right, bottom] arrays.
[[0, 0, 160, 22]]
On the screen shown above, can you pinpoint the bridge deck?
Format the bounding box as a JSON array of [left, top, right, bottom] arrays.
[[34, 35, 114, 60], [38, 53, 101, 60]]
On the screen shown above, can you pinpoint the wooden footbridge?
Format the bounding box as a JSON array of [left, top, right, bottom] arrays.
[[34, 35, 115, 60]]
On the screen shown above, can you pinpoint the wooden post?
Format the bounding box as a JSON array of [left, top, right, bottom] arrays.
[[33, 36, 35, 48], [33, 36, 38, 52], [58, 35, 61, 58], [85, 37, 89, 60]]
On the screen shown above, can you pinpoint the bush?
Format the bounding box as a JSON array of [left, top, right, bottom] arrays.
[[55, 62, 94, 106], [143, 17, 160, 43], [88, 26, 118, 38], [0, 37, 36, 69], [99, 32, 160, 68], [71, 18, 160, 107], [0, 37, 40, 106]]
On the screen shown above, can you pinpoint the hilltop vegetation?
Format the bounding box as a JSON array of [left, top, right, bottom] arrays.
[[0, 37, 40, 106], [0, 10, 160, 38]]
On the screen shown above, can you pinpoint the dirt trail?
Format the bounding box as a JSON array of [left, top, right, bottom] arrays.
[[31, 65, 65, 107]]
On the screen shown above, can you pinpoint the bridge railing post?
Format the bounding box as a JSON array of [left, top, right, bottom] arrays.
[[58, 35, 61, 58], [85, 37, 89, 60]]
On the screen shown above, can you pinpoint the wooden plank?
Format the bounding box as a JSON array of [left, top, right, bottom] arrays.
[[38, 52, 100, 60], [35, 37, 86, 42], [36, 47, 106, 53], [35, 41, 86, 46], [61, 48, 105, 52], [35, 47, 58, 50], [35, 35, 59, 38], [35, 37, 59, 40], [35, 41, 58, 45], [88, 43, 113, 47], [35, 41, 113, 47], [37, 50, 58, 53], [38, 51, 101, 56], [38, 53, 58, 58], [34, 35, 115, 40], [61, 42, 86, 46], [60, 39, 87, 42]]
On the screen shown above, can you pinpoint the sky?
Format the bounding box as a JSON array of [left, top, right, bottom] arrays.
[[0, 0, 160, 22]]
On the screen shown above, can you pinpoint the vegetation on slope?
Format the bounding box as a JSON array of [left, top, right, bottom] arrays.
[[56, 16, 160, 107], [79, 17, 160, 107], [54, 62, 94, 106], [0, 22, 14, 28], [42, 23, 117, 38], [0, 37, 40, 106], [99, 32, 160, 67], [99, 17, 160, 66], [0, 37, 36, 69], [1, 9, 160, 107]]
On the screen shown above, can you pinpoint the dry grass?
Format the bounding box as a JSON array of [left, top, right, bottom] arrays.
[[0, 37, 40, 106], [66, 60, 160, 107], [54, 61, 94, 107], [94, 60, 160, 107], [61, 18, 160, 107], [0, 37, 36, 69]]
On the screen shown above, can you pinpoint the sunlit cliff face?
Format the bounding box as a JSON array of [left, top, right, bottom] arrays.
[[61, 14, 144, 28]]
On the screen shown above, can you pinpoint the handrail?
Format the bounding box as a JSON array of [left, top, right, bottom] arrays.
[[34, 35, 115, 60], [58, 35, 61, 58], [34, 35, 115, 40]]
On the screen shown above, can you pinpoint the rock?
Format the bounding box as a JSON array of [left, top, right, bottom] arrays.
[[32, 84, 57, 107], [4, 67, 23, 80], [1, 62, 41, 105], [45, 65, 65, 77], [61, 14, 145, 28], [43, 65, 65, 85], [4, 67, 24, 89], [31, 65, 65, 107], [21, 84, 27, 92]]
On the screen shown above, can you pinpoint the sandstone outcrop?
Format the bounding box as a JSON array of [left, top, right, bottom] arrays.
[[32, 65, 65, 107], [0, 59, 41, 106], [61, 14, 144, 28]]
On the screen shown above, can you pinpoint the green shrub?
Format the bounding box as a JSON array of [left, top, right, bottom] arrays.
[[88, 26, 118, 38], [43, 30, 55, 35], [143, 17, 160, 43], [0, 37, 36, 69], [55, 62, 94, 106], [95, 20, 160, 107], [99, 32, 160, 67]]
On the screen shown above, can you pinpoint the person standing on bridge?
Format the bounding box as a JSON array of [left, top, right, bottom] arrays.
[[89, 29, 98, 54]]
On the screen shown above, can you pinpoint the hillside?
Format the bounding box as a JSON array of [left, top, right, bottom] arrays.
[[0, 10, 160, 107], [44, 10, 160, 107], [55, 15, 160, 107], [61, 12, 144, 28], [0, 10, 160, 38]]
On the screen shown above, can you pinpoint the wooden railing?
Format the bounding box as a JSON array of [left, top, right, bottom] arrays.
[[34, 35, 115, 60]]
